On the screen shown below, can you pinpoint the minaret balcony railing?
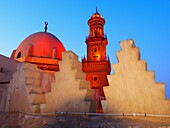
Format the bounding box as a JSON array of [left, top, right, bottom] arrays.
[[82, 55, 110, 62], [82, 60, 111, 72], [86, 34, 107, 40]]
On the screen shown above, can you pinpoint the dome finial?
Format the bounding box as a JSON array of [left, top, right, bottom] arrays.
[[96, 6, 98, 13], [44, 21, 48, 32]]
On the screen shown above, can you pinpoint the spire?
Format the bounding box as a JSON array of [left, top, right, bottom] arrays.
[[96, 6, 98, 13], [44, 21, 48, 32]]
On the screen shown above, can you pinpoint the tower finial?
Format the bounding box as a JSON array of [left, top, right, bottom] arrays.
[[44, 21, 48, 32], [96, 6, 98, 13]]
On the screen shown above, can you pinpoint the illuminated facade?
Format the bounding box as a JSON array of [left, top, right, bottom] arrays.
[[1, 10, 169, 115], [0, 22, 95, 113], [11, 24, 66, 71], [82, 9, 111, 112]]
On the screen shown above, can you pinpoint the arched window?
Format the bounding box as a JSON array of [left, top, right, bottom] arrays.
[[94, 77, 98, 81], [17, 52, 21, 58], [95, 31, 97, 37], [93, 46, 98, 52], [94, 48, 97, 52]]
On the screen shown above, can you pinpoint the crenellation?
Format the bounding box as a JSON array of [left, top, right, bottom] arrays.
[[62, 50, 78, 61], [75, 70, 86, 80], [79, 79, 90, 89], [103, 39, 170, 114], [71, 60, 82, 71], [137, 60, 147, 71], [41, 51, 95, 113], [0, 9, 169, 120], [131, 48, 140, 61], [155, 82, 165, 99], [120, 39, 135, 50], [146, 71, 155, 79]]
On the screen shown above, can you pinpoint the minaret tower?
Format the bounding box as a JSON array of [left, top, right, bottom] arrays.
[[82, 8, 111, 112]]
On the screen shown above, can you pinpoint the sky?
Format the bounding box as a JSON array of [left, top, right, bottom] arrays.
[[0, 0, 170, 98]]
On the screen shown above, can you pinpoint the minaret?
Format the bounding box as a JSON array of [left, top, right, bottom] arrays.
[[82, 8, 111, 113]]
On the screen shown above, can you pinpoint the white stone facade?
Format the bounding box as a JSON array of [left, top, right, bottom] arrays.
[[103, 39, 170, 114]]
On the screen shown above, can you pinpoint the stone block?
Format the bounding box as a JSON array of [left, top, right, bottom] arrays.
[[72, 61, 82, 71], [137, 60, 147, 71], [75, 70, 86, 79], [79, 79, 90, 89], [62, 50, 78, 61], [24, 70, 40, 79], [27, 85, 43, 94], [85, 90, 94, 101], [31, 94, 46, 105], [146, 71, 155, 79], [23, 63, 39, 71], [120, 39, 135, 50], [26, 77, 40, 86], [32, 105, 40, 113]]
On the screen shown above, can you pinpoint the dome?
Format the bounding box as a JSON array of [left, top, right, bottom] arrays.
[[13, 32, 66, 60], [91, 12, 102, 18], [88, 9, 105, 26]]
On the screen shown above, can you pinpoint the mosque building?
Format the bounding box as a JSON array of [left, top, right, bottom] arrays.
[[0, 9, 170, 114]]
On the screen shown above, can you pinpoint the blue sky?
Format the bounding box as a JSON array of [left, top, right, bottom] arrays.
[[0, 0, 170, 98]]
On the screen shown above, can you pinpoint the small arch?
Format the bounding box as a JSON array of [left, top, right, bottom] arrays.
[[91, 75, 100, 89], [93, 46, 98, 52], [17, 52, 21, 58], [94, 48, 97, 52], [95, 31, 97, 37]]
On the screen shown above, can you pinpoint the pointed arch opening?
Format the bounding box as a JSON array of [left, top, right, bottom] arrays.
[[17, 52, 21, 58]]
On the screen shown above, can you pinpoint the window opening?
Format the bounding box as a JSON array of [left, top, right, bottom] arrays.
[[17, 52, 21, 58]]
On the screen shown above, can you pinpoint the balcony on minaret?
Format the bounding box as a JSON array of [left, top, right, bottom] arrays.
[[82, 55, 110, 63], [82, 59, 111, 73], [86, 34, 107, 42]]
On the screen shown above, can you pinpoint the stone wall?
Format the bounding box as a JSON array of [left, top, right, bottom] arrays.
[[0, 54, 18, 83], [8, 51, 95, 113], [0, 84, 10, 112], [8, 63, 44, 113], [0, 55, 18, 112], [0, 55, 18, 73], [42, 51, 95, 113], [103, 39, 170, 114]]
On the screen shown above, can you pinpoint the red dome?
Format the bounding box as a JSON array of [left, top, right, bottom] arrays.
[[14, 32, 66, 60]]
